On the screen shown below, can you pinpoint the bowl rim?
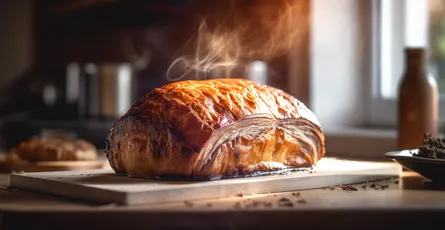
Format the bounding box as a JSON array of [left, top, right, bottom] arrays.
[[385, 149, 445, 164]]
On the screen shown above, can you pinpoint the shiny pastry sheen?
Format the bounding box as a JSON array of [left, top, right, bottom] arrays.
[[105, 78, 325, 179]]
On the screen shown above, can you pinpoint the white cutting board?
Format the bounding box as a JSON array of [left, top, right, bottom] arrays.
[[9, 158, 402, 206]]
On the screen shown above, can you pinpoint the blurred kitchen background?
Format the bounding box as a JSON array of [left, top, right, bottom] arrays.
[[0, 0, 444, 158]]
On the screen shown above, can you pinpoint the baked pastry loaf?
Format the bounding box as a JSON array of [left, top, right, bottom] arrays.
[[105, 78, 325, 179], [14, 137, 98, 162], [0, 152, 27, 173]]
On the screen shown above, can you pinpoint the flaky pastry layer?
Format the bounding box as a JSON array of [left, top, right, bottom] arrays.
[[105, 78, 325, 179]]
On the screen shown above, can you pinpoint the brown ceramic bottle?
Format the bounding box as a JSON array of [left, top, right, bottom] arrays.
[[397, 48, 438, 150]]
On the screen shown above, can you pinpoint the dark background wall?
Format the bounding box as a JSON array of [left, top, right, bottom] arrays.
[[0, 0, 311, 151]]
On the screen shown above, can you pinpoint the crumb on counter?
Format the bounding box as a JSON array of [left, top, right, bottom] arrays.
[[277, 197, 293, 207], [292, 192, 301, 197], [183, 200, 193, 207], [339, 185, 358, 191]]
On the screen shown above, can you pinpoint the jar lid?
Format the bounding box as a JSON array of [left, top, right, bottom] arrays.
[[405, 47, 426, 58], [405, 47, 425, 54]]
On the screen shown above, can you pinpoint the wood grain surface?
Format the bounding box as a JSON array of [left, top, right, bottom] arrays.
[[2, 170, 445, 230]]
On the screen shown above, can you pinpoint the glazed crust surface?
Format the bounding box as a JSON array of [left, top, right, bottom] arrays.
[[105, 78, 325, 179]]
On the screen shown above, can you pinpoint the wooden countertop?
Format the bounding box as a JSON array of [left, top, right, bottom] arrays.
[[1, 166, 445, 230]]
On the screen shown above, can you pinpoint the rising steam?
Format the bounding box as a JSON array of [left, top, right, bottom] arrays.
[[166, 0, 309, 81]]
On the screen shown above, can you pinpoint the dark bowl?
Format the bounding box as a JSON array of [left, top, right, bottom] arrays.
[[385, 149, 445, 183]]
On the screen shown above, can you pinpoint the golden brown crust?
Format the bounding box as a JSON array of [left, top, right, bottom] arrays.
[[0, 152, 27, 168], [105, 78, 325, 179], [14, 137, 98, 162]]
